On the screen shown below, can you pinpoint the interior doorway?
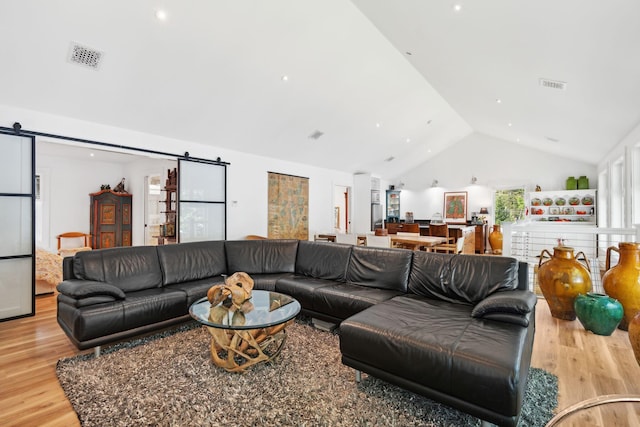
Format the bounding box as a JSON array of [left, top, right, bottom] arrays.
[[333, 185, 350, 233], [144, 174, 162, 245]]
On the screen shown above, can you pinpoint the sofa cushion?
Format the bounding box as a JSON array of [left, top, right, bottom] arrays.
[[275, 276, 337, 310], [157, 240, 226, 285], [346, 246, 412, 293], [73, 246, 163, 292], [249, 273, 296, 292], [313, 283, 404, 320], [409, 252, 519, 305], [295, 241, 351, 281], [57, 280, 126, 299], [471, 290, 537, 327], [225, 240, 298, 275], [165, 276, 226, 306]]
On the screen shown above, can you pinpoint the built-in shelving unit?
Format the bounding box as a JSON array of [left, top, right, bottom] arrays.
[[527, 189, 596, 225], [158, 168, 177, 244]]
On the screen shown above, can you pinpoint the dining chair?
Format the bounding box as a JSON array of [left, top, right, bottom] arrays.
[[428, 223, 454, 243], [433, 234, 465, 254], [56, 232, 92, 257], [400, 223, 420, 233], [365, 234, 391, 248], [396, 231, 420, 237], [335, 233, 358, 245]]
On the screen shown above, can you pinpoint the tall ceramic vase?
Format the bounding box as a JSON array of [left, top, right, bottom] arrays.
[[489, 224, 503, 255], [538, 246, 592, 320], [602, 242, 640, 331], [630, 312, 640, 367]]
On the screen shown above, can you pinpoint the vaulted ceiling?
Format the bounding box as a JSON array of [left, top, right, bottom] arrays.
[[2, 1, 639, 179]]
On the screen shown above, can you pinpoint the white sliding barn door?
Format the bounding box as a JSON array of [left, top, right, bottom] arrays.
[[178, 159, 226, 242], [0, 131, 35, 321]]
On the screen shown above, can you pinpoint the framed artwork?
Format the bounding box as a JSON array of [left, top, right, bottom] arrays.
[[267, 172, 309, 239], [443, 191, 468, 223]]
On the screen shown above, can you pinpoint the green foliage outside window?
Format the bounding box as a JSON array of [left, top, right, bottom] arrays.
[[494, 188, 525, 225]]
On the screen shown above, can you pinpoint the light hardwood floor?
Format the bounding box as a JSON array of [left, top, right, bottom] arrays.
[[0, 294, 639, 426]]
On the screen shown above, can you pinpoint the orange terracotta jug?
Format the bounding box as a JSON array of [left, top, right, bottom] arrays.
[[538, 246, 592, 320], [602, 242, 640, 331], [488, 224, 503, 255], [630, 312, 640, 367]]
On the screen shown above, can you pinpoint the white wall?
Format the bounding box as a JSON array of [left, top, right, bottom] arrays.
[[395, 132, 598, 223], [5, 105, 353, 244]]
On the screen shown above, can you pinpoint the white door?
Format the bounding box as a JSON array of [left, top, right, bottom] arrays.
[[0, 131, 35, 320]]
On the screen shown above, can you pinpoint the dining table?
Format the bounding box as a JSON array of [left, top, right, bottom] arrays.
[[389, 235, 447, 251]]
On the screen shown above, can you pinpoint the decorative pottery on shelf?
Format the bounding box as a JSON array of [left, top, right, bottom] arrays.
[[538, 246, 592, 320], [566, 176, 577, 190], [602, 242, 640, 331], [488, 224, 503, 255], [577, 175, 589, 190], [630, 312, 640, 367], [574, 293, 624, 336]]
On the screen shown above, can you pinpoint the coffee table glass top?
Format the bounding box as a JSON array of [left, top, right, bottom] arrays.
[[189, 290, 301, 330]]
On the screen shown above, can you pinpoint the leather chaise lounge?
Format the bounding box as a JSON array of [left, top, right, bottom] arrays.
[[57, 239, 536, 426]]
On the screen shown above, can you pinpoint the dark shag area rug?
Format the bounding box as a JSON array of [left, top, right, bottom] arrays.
[[57, 321, 557, 427]]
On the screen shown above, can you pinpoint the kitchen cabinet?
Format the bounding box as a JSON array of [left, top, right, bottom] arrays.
[[386, 190, 401, 222]]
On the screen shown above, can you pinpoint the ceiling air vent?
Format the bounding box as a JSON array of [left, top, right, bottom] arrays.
[[539, 78, 566, 91], [384, 156, 395, 162], [68, 42, 103, 70]]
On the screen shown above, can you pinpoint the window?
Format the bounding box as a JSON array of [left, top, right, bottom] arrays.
[[610, 158, 624, 228], [494, 188, 525, 225]]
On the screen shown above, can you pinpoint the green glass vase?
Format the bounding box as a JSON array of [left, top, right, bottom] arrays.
[[574, 293, 624, 336], [566, 176, 577, 190], [577, 175, 589, 189]]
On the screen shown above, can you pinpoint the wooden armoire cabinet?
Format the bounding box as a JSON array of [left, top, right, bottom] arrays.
[[90, 190, 132, 249]]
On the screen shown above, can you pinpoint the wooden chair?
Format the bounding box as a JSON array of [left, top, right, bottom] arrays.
[[56, 232, 92, 257], [365, 234, 391, 248], [335, 233, 358, 245], [433, 234, 465, 254], [428, 223, 454, 244], [400, 223, 420, 233], [245, 235, 267, 240]]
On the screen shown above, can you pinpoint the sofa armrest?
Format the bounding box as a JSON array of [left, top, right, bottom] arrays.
[[471, 290, 537, 326], [57, 280, 126, 300]]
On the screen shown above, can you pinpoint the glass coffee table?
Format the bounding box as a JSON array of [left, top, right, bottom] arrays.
[[189, 290, 301, 373]]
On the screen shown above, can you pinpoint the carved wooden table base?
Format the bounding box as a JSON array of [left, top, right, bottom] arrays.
[[206, 320, 292, 373]]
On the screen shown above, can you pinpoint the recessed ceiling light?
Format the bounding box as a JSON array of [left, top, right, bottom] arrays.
[[376, 122, 381, 128], [281, 75, 289, 81], [405, 51, 413, 56], [508, 122, 512, 127], [89, 153, 95, 157], [155, 9, 168, 21], [453, 4, 462, 12], [496, 98, 502, 104], [516, 138, 521, 142], [406, 138, 411, 143], [427, 149, 432, 153]]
